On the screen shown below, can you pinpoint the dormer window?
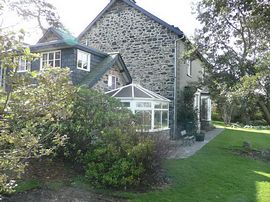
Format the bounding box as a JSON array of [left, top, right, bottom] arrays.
[[77, 50, 91, 71], [41, 50, 61, 69], [108, 75, 117, 90]]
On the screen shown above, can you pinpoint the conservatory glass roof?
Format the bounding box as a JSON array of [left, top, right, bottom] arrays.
[[106, 83, 170, 102]]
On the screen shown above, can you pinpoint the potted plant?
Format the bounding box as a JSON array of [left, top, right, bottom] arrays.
[[195, 132, 205, 142]]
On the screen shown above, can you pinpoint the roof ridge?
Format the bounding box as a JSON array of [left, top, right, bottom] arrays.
[[78, 0, 184, 39]]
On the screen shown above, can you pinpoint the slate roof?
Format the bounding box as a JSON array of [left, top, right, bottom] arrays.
[[78, 0, 184, 39], [37, 27, 77, 44], [30, 28, 107, 57], [80, 53, 132, 87]]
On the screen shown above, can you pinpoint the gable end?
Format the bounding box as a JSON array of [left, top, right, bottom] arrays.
[[78, 0, 184, 40]]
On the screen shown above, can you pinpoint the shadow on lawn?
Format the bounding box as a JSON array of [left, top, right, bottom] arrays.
[[215, 128, 270, 202], [226, 166, 270, 202]]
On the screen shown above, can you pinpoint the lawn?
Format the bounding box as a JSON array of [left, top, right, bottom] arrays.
[[127, 126, 270, 202]]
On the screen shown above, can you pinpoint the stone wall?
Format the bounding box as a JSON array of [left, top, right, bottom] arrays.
[[79, 0, 180, 132], [93, 64, 127, 92]]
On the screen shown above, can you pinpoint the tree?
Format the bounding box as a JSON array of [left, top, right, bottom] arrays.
[[194, 0, 270, 124], [177, 86, 198, 135], [3, 0, 63, 33], [0, 30, 75, 194], [0, 67, 75, 196]]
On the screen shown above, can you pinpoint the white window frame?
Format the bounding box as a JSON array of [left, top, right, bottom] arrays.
[[77, 50, 91, 71], [40, 50, 61, 70], [17, 57, 29, 73], [0, 65, 6, 89], [108, 75, 117, 90], [187, 59, 192, 77], [121, 100, 170, 132]]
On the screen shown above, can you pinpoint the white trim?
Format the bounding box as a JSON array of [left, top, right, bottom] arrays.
[[106, 83, 170, 102], [77, 49, 91, 72], [17, 57, 29, 73], [122, 99, 170, 132], [40, 50, 61, 70], [108, 75, 117, 90], [187, 59, 192, 77]]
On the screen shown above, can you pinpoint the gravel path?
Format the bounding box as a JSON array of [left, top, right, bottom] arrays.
[[167, 128, 225, 159]]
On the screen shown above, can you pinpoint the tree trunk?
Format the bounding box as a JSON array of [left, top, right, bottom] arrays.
[[258, 100, 270, 125]]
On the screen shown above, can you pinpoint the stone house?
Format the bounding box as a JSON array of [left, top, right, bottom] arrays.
[[77, 0, 211, 136], [0, 26, 171, 134]]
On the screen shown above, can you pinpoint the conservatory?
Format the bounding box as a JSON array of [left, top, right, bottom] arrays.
[[106, 83, 170, 132]]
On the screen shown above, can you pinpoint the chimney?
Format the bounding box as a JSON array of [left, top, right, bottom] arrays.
[[111, 0, 136, 3]]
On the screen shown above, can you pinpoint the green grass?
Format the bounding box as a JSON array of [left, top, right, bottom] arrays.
[[127, 126, 270, 202], [15, 179, 42, 193]]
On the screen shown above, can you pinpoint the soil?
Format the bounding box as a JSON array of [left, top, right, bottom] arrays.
[[231, 148, 270, 162], [2, 158, 127, 202], [2, 187, 126, 202]]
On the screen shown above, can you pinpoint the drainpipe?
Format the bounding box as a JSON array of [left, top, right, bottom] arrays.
[[173, 35, 185, 139]]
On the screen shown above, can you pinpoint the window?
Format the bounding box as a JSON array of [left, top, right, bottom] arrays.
[[121, 102, 130, 107], [13, 56, 29, 73], [0, 66, 5, 88], [108, 75, 117, 90], [41, 50, 61, 69], [17, 57, 29, 72], [132, 101, 169, 131], [136, 102, 151, 108], [77, 50, 91, 71], [135, 110, 152, 131], [153, 102, 169, 129], [187, 59, 192, 77], [201, 97, 211, 121]]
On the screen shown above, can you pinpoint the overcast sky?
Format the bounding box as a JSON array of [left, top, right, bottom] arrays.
[[2, 0, 200, 44]]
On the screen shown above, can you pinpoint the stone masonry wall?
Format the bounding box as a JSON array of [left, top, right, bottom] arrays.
[[79, 0, 179, 130], [93, 64, 127, 92]]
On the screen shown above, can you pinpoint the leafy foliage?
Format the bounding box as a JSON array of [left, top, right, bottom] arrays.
[[5, 0, 64, 33], [177, 86, 198, 135], [61, 88, 165, 188], [194, 0, 270, 124], [0, 68, 75, 195]]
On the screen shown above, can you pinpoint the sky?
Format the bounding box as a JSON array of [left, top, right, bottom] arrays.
[[1, 0, 201, 44]]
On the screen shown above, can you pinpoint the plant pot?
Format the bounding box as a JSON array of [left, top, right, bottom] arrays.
[[195, 133, 205, 142]]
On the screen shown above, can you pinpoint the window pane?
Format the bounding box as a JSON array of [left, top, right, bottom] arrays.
[[122, 102, 130, 107], [135, 110, 151, 131], [162, 111, 168, 128], [49, 53, 54, 60], [154, 103, 162, 109], [201, 98, 208, 120], [82, 61, 88, 69], [55, 60, 60, 67], [18, 59, 26, 71], [55, 51, 61, 59], [78, 60, 82, 68], [136, 102, 151, 108], [42, 61, 47, 68], [77, 50, 90, 71], [162, 103, 169, 109], [154, 111, 161, 129], [48, 60, 53, 67], [43, 53, 47, 61], [112, 76, 116, 89]]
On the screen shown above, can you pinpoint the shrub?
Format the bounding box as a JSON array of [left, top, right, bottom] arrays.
[[177, 86, 198, 136], [61, 88, 166, 188], [0, 68, 75, 195], [84, 130, 155, 188]]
